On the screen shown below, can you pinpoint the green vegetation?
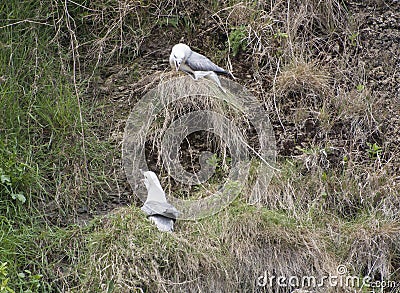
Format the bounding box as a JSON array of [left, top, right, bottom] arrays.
[[1, 0, 399, 292], [228, 25, 248, 56], [348, 31, 359, 47], [366, 142, 382, 159]]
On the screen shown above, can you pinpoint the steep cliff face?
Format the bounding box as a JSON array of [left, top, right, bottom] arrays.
[[0, 1, 399, 292]]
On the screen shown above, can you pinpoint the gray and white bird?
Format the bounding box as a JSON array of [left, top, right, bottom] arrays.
[[169, 43, 234, 90], [141, 170, 180, 232]]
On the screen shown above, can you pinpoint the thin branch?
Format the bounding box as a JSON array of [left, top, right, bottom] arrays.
[[0, 19, 51, 30], [272, 58, 285, 132]]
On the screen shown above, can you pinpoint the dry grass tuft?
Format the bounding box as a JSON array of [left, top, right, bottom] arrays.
[[276, 59, 330, 97]]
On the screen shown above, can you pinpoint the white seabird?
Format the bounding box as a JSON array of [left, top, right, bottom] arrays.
[[169, 43, 234, 90], [140, 170, 180, 232]]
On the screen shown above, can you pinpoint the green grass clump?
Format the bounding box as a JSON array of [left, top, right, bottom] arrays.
[[228, 25, 248, 56]]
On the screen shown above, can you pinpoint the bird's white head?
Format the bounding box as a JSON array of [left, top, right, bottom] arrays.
[[170, 43, 191, 71], [141, 170, 164, 192]]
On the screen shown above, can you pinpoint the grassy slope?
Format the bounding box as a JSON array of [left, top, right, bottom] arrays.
[[1, 0, 399, 292]]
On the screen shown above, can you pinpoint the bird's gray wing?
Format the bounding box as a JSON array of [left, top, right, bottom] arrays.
[[149, 215, 175, 232], [142, 200, 180, 219], [186, 51, 228, 74]]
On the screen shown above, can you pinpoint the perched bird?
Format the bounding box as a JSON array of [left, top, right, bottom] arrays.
[[140, 170, 180, 232], [169, 43, 234, 90]]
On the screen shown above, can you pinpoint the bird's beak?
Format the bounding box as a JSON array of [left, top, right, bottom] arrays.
[[175, 59, 181, 71]]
